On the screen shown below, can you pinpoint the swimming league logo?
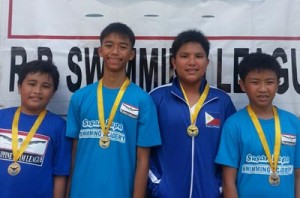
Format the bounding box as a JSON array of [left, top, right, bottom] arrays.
[[205, 112, 220, 128], [0, 129, 49, 166]]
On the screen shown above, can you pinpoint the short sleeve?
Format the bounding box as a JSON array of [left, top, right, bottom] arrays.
[[293, 118, 300, 168], [136, 94, 161, 147], [215, 117, 240, 168], [53, 118, 72, 175], [66, 93, 81, 139]]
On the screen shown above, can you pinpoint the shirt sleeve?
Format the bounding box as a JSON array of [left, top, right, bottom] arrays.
[[294, 118, 300, 168], [66, 93, 81, 139], [53, 118, 72, 175], [215, 116, 240, 168], [136, 93, 161, 147]]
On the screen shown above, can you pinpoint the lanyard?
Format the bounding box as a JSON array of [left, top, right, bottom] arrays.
[[97, 78, 130, 137], [247, 105, 281, 174], [12, 107, 47, 162], [180, 83, 210, 125]]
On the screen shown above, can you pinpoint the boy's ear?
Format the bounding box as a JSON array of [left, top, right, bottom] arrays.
[[50, 91, 55, 99], [128, 49, 135, 61], [17, 84, 21, 94], [98, 46, 102, 57], [171, 57, 176, 70], [239, 79, 246, 92], [204, 58, 210, 70]]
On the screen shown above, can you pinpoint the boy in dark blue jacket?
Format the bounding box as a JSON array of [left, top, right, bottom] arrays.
[[148, 29, 236, 198]]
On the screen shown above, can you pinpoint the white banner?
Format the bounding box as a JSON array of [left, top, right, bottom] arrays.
[[1, 0, 300, 116]]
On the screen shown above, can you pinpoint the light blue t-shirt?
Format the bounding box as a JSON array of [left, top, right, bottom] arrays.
[[215, 107, 300, 198], [66, 81, 161, 198]]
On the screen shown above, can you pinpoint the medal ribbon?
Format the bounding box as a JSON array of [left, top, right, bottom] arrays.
[[180, 83, 210, 125], [97, 78, 130, 137], [247, 105, 281, 174], [12, 107, 47, 162]]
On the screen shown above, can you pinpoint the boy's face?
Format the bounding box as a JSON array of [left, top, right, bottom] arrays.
[[239, 69, 279, 110], [18, 72, 55, 115], [171, 42, 209, 85], [98, 33, 135, 73]]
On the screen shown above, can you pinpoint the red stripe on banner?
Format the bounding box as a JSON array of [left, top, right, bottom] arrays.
[[7, 0, 13, 38], [7, 35, 300, 41]]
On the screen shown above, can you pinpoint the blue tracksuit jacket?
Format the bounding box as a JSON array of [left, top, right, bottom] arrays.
[[148, 77, 236, 198]]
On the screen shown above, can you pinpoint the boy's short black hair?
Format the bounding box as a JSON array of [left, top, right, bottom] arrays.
[[171, 29, 210, 58], [18, 60, 60, 91], [238, 53, 282, 81], [100, 22, 135, 48]]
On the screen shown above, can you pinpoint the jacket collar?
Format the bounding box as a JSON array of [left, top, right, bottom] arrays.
[[171, 77, 208, 100]]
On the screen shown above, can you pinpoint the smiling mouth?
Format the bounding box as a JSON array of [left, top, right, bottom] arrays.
[[186, 69, 198, 74], [108, 58, 121, 63], [30, 97, 42, 101], [257, 96, 269, 101], [109, 56, 120, 60]]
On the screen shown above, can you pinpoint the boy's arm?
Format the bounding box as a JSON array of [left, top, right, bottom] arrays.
[[222, 166, 238, 198], [295, 168, 300, 198], [66, 139, 78, 198], [133, 147, 150, 198], [53, 175, 67, 198]]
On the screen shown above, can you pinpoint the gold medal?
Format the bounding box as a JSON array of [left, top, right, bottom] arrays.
[[8, 162, 21, 176], [99, 136, 110, 149], [269, 172, 280, 186], [187, 125, 199, 137], [179, 83, 210, 138]]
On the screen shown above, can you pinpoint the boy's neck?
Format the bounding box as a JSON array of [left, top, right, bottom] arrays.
[[20, 106, 45, 116], [249, 104, 274, 119], [102, 72, 127, 89], [180, 80, 202, 106], [179, 79, 202, 93]]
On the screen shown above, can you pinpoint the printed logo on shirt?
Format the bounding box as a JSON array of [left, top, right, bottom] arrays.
[[80, 119, 126, 143], [120, 103, 139, 118], [242, 153, 293, 176], [205, 112, 220, 128], [82, 119, 123, 131], [281, 134, 296, 146], [0, 128, 49, 166]]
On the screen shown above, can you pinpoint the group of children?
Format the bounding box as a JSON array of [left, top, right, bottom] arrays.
[[0, 22, 299, 198]]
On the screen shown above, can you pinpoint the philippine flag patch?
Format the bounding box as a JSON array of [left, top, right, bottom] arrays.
[[205, 112, 221, 128]]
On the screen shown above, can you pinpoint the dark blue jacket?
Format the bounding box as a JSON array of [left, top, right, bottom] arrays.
[[148, 77, 236, 198]]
